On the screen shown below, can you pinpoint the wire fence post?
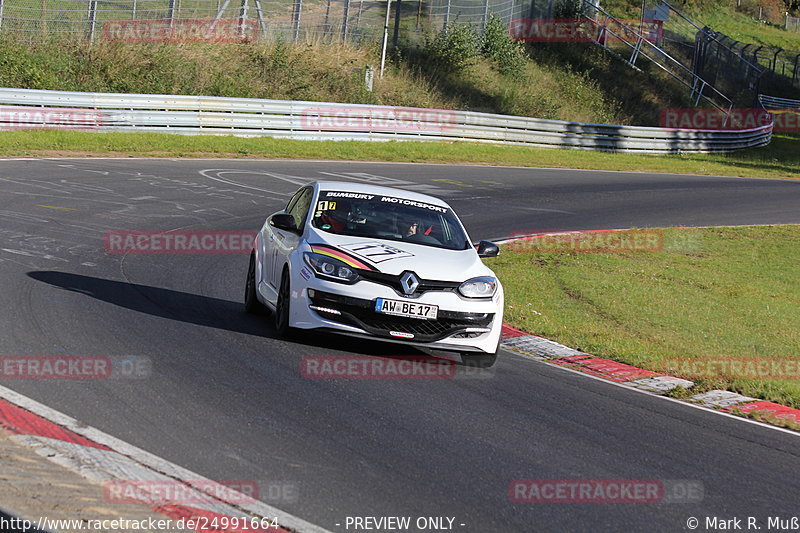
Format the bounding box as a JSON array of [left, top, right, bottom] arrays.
[[41, 0, 47, 35], [167, 0, 176, 31], [292, 0, 302, 42], [87, 0, 97, 43], [392, 0, 401, 47], [444, 0, 450, 31], [253, 0, 267, 39], [342, 0, 351, 42], [794, 53, 800, 86], [239, 0, 249, 39], [482, 0, 489, 32], [380, 0, 392, 76], [324, 0, 331, 37], [0, 0, 5, 32]]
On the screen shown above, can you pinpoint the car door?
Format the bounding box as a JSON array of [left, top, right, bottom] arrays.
[[268, 186, 313, 289]]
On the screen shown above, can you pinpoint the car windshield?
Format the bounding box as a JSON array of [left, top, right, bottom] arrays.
[[311, 190, 471, 250]]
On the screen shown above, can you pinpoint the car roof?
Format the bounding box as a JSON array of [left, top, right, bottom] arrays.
[[313, 181, 451, 208]]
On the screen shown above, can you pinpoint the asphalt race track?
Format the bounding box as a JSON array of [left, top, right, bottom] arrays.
[[1, 159, 800, 532]]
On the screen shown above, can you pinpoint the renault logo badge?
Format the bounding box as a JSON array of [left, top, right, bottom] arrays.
[[400, 272, 420, 295]]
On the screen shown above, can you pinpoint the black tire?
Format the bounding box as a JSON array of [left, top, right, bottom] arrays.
[[275, 269, 293, 337], [244, 253, 267, 315], [461, 353, 498, 369]]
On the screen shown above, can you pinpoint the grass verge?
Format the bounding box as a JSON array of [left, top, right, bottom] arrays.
[[486, 225, 800, 408], [0, 130, 797, 180]]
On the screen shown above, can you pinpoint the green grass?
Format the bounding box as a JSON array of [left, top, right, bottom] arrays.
[[0, 36, 632, 124], [487, 226, 800, 407], [0, 130, 797, 180], [691, 2, 800, 50]]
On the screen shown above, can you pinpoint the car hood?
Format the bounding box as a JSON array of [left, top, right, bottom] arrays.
[[307, 230, 494, 282]]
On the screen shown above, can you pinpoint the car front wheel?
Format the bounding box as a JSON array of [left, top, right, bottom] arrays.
[[244, 254, 267, 315], [275, 269, 293, 337]]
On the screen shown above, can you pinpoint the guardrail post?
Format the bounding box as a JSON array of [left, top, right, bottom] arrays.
[[87, 0, 97, 43], [341, 0, 351, 42], [292, 0, 302, 42]]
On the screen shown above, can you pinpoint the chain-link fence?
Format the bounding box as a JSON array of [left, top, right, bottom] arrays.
[[600, 1, 799, 101], [786, 14, 799, 32], [736, 4, 786, 26], [0, 0, 387, 43], [0, 0, 528, 43]]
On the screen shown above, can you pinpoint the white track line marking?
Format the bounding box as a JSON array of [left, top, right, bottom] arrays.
[[0, 384, 332, 533]]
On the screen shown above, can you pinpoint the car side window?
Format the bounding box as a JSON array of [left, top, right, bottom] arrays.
[[285, 189, 304, 214], [288, 187, 313, 231]]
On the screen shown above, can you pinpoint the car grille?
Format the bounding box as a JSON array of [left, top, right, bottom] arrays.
[[357, 270, 459, 297], [308, 290, 493, 343]]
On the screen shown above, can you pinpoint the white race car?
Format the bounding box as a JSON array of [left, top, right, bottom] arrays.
[[245, 181, 504, 367]]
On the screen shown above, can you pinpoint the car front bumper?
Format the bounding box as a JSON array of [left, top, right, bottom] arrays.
[[288, 272, 504, 355]]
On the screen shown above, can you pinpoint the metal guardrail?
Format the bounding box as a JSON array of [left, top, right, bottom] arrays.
[[0, 87, 774, 153], [759, 95, 800, 110]]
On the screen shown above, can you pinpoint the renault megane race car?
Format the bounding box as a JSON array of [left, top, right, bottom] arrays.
[[244, 181, 504, 367]]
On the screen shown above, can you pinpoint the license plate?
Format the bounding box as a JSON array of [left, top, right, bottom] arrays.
[[374, 298, 438, 320]]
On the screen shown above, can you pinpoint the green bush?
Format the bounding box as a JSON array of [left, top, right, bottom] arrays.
[[423, 23, 481, 72], [554, 0, 583, 18], [479, 15, 528, 77]]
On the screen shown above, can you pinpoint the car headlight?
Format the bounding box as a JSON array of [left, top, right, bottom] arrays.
[[303, 252, 359, 283], [458, 276, 497, 298]]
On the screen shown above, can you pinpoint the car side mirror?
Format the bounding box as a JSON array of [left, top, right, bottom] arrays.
[[477, 240, 500, 258], [270, 213, 299, 233]]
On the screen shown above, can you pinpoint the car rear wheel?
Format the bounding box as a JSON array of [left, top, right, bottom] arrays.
[[245, 254, 267, 314], [461, 353, 497, 369], [275, 269, 293, 337]]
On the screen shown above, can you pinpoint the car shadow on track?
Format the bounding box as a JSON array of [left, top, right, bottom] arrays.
[[26, 270, 459, 363]]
